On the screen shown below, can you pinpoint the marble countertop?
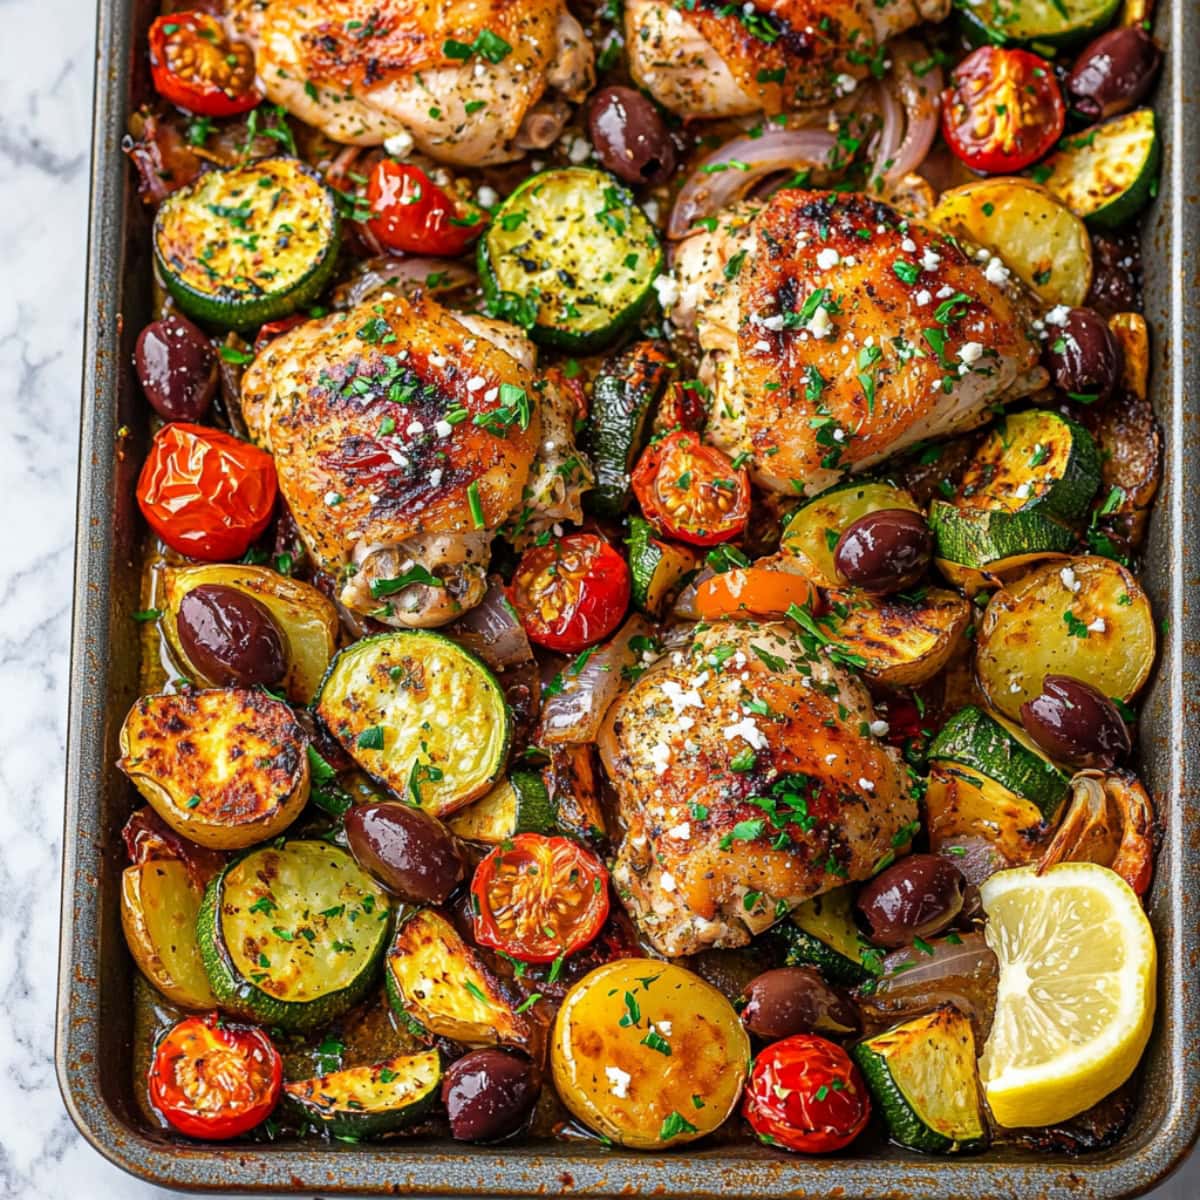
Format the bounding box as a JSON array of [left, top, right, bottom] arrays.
[[0, 0, 1193, 1196]]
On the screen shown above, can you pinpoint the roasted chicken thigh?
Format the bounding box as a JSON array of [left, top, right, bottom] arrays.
[[626, 0, 949, 119], [599, 621, 918, 956], [241, 293, 588, 626], [229, 0, 594, 163], [669, 189, 1047, 495]]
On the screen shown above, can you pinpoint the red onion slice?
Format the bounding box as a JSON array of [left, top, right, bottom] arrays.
[[668, 129, 840, 240], [333, 255, 475, 309], [875, 40, 944, 189], [446, 577, 533, 672]]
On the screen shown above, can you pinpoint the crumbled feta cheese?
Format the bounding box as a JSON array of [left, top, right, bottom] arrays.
[[660, 872, 677, 893], [1014, 481, 1032, 498], [753, 339, 771, 352], [936, 285, 956, 299], [434, 419, 453, 438], [914, 288, 933, 307], [568, 136, 592, 165], [667, 823, 691, 841], [958, 341, 984, 365], [661, 679, 704, 716], [816, 247, 841, 271], [643, 197, 660, 224], [653, 273, 680, 310], [1060, 566, 1081, 592], [605, 1066, 631, 1098], [858, 777, 876, 792], [1088, 617, 1107, 633], [984, 255, 1011, 286], [901, 237, 917, 253], [835, 73, 858, 96], [650, 742, 672, 775], [921, 248, 942, 272], [869, 719, 890, 737], [676, 715, 695, 732], [474, 185, 498, 211], [807, 305, 832, 338], [723, 716, 767, 750], [383, 129, 414, 158], [657, 1020, 672, 1036], [323, 491, 342, 507], [406, 420, 425, 437], [760, 313, 786, 332], [428, 469, 443, 488], [1045, 305, 1071, 327], [429, 353, 447, 368], [825, 753, 839, 765]]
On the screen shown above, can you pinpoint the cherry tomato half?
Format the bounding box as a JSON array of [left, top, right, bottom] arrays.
[[942, 46, 1065, 174], [471, 833, 610, 964], [137, 423, 277, 561], [694, 564, 821, 621], [367, 162, 488, 257], [148, 1014, 281, 1140], [632, 430, 750, 546], [148, 13, 260, 118], [509, 532, 630, 653], [744, 1034, 870, 1154]]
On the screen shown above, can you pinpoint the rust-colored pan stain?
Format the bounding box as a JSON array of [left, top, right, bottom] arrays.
[[57, 0, 1200, 1195]]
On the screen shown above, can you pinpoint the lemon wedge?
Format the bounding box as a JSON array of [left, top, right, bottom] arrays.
[[979, 862, 1156, 1129]]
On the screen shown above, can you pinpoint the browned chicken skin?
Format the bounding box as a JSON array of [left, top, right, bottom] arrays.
[[599, 621, 918, 956], [241, 294, 587, 625], [670, 189, 1047, 494], [626, 0, 949, 118], [229, 0, 594, 163]]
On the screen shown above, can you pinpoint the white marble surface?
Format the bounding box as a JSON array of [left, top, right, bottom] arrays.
[[0, 0, 1194, 1197]]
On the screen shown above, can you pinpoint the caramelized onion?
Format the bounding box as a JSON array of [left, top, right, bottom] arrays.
[[446, 577, 534, 672]]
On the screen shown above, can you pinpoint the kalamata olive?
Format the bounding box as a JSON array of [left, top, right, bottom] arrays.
[[134, 314, 217, 422], [1067, 26, 1162, 120], [176, 583, 287, 687], [587, 86, 676, 186], [1086, 231, 1142, 316], [1019, 674, 1132, 768], [856, 854, 966, 947], [1043, 306, 1123, 405], [833, 509, 932, 594], [441, 1048, 538, 1142], [739, 967, 860, 1040], [343, 801, 465, 903]]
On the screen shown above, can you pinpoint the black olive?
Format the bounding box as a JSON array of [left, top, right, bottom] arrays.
[[1086, 231, 1142, 316], [135, 314, 217, 422], [441, 1049, 538, 1142], [1067, 26, 1162, 120], [176, 584, 287, 687], [833, 509, 932, 594], [1043, 306, 1123, 405], [1020, 674, 1132, 768], [856, 854, 966, 947], [739, 967, 860, 1040], [587, 86, 676, 187], [343, 802, 465, 904]]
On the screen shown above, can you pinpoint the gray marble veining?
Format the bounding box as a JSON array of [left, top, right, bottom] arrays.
[[0, 0, 1193, 1196]]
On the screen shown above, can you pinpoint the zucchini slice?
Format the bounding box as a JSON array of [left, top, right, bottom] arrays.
[[955, 0, 1120, 47], [316, 631, 510, 819], [826, 587, 971, 687], [975, 555, 1156, 721], [118, 688, 309, 851], [479, 168, 663, 352], [930, 501, 1074, 596], [780, 888, 883, 986], [446, 770, 556, 844], [929, 179, 1092, 307], [626, 516, 700, 617], [385, 909, 531, 1048], [781, 480, 921, 588], [154, 157, 340, 330], [283, 1049, 441, 1138], [853, 1007, 987, 1154], [1039, 109, 1161, 230], [162, 564, 340, 704], [197, 840, 392, 1031], [585, 342, 673, 518], [956, 411, 1101, 523]]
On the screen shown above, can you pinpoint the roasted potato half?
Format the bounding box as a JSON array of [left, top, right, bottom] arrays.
[[552, 959, 750, 1149], [121, 859, 217, 1009], [976, 556, 1156, 721], [162, 564, 339, 702], [118, 688, 309, 849], [828, 588, 971, 687]]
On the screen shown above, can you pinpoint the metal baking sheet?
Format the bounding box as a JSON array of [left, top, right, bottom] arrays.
[[56, 0, 1200, 1193]]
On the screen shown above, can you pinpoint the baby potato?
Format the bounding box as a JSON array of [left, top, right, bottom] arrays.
[[118, 688, 309, 849], [552, 959, 749, 1149]]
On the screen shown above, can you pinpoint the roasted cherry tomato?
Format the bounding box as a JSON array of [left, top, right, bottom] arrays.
[[367, 162, 488, 257], [942, 47, 1065, 174], [252, 314, 308, 356], [148, 13, 259, 118], [137, 423, 277, 561], [471, 833, 610, 964], [509, 532, 630, 653], [632, 430, 750, 546], [694, 565, 821, 621], [744, 1034, 870, 1154], [148, 1014, 281, 1139]]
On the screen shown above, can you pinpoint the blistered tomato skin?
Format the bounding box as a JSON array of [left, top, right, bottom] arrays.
[[136, 423, 277, 561], [135, 315, 217, 422], [744, 1034, 870, 1153], [367, 162, 486, 257], [442, 1049, 538, 1142]]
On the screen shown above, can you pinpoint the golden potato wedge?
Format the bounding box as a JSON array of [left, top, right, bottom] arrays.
[[121, 859, 217, 1009], [162, 564, 339, 702], [118, 688, 309, 849], [828, 587, 971, 687], [552, 959, 749, 1149], [975, 556, 1155, 721]]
